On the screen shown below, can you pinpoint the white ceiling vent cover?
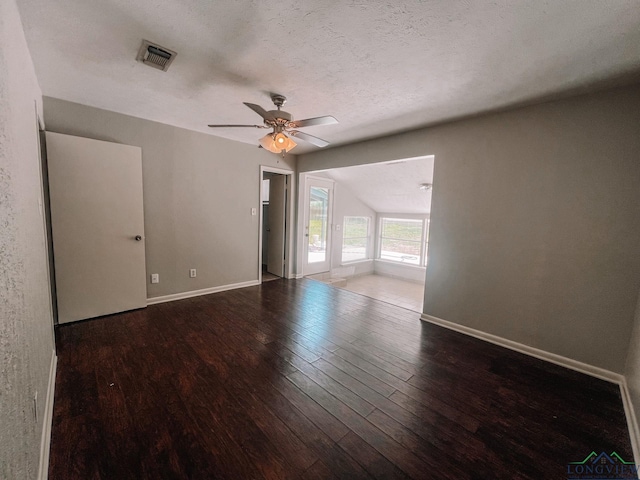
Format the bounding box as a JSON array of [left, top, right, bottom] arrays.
[[136, 40, 176, 72]]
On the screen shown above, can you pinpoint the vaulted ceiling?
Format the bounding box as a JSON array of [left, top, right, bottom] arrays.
[[17, 0, 640, 153], [323, 157, 434, 215]]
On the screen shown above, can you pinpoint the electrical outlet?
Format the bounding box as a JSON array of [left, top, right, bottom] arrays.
[[151, 273, 159, 284], [189, 269, 197, 278]]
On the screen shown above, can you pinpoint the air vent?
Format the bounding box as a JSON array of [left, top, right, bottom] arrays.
[[136, 40, 176, 72]]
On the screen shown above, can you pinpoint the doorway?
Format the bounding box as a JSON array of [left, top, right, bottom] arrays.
[[297, 157, 434, 312], [260, 167, 293, 283], [302, 176, 334, 276]]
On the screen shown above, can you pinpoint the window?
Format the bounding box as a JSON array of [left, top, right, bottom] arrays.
[[342, 216, 370, 263], [378, 217, 429, 266]]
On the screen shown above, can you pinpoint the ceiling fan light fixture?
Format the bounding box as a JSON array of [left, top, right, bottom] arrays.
[[260, 132, 296, 153], [274, 132, 287, 146], [282, 135, 297, 152], [259, 133, 278, 153]]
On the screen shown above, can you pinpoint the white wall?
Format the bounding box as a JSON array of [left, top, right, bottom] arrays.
[[0, 1, 56, 477], [299, 84, 640, 373], [43, 98, 296, 300]]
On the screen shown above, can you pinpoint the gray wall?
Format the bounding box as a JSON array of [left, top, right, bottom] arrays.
[[43, 97, 296, 299], [0, 0, 56, 476], [299, 84, 640, 373], [625, 292, 640, 440]]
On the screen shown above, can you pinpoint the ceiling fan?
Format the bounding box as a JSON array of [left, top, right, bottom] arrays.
[[208, 94, 338, 154]]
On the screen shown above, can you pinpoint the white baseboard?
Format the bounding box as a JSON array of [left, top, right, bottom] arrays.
[[295, 274, 304, 279], [37, 349, 57, 480], [620, 378, 640, 469], [420, 313, 622, 384], [147, 280, 260, 305]]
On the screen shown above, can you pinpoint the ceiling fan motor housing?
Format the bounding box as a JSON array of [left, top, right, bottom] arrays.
[[267, 110, 293, 124]]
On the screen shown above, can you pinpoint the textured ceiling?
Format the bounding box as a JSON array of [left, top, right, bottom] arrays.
[[17, 0, 640, 154], [323, 157, 434, 215]]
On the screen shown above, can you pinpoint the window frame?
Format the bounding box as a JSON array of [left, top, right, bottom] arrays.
[[341, 215, 371, 264]]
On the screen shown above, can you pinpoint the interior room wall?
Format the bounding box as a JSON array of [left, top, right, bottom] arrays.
[[43, 97, 296, 299], [298, 84, 640, 373], [0, 0, 56, 476]]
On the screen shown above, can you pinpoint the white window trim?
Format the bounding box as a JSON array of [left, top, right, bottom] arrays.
[[377, 215, 429, 267]]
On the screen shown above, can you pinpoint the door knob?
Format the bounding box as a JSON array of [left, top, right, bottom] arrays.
[[135, 235, 142, 241]]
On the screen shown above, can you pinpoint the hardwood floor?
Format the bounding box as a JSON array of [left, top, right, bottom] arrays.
[[50, 279, 633, 479]]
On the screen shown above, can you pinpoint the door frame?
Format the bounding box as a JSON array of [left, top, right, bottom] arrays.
[[259, 166, 294, 283], [35, 106, 57, 344], [297, 173, 335, 277]]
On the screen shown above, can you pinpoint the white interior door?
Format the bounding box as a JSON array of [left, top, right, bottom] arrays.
[[267, 174, 287, 277], [303, 177, 334, 276], [46, 132, 147, 324]]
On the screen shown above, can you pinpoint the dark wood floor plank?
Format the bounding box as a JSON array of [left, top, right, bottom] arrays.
[[331, 347, 412, 386], [406, 371, 493, 416], [94, 361, 144, 479], [388, 384, 482, 433], [183, 368, 298, 480], [288, 330, 341, 353], [287, 370, 376, 421], [50, 278, 634, 479], [246, 378, 372, 479], [271, 338, 322, 363], [311, 357, 406, 416], [169, 320, 323, 476], [338, 431, 410, 480], [300, 460, 338, 480], [286, 360, 377, 417], [271, 376, 350, 443], [287, 371, 434, 479], [48, 413, 107, 479], [351, 338, 423, 374], [320, 351, 397, 397], [365, 409, 472, 480]]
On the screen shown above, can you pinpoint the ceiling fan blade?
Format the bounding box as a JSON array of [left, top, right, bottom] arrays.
[[289, 130, 330, 148], [289, 115, 338, 129], [208, 124, 269, 128], [243, 102, 275, 120]]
